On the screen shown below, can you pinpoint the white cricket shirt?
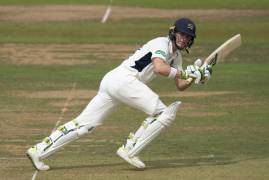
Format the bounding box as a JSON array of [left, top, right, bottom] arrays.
[[121, 37, 183, 83]]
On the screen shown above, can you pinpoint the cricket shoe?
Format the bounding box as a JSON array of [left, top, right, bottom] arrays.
[[26, 146, 50, 171], [116, 145, 145, 169]]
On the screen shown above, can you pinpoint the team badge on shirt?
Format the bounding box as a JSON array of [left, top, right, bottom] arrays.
[[155, 50, 167, 58]]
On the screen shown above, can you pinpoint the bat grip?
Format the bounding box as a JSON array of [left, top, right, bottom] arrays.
[[186, 62, 208, 84]]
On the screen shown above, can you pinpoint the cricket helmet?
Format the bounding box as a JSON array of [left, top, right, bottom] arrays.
[[169, 18, 196, 50]]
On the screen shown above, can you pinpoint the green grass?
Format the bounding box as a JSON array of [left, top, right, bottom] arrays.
[[0, 17, 269, 46], [0, 0, 268, 9], [0, 64, 109, 91], [0, 1, 269, 180], [0, 16, 268, 45]]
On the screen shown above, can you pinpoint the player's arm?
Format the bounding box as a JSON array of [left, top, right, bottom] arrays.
[[174, 76, 193, 91], [152, 57, 193, 91]]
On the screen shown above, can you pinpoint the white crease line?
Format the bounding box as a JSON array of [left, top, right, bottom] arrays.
[[31, 170, 38, 180], [51, 120, 61, 133], [51, 82, 77, 133], [29, 83, 77, 180]]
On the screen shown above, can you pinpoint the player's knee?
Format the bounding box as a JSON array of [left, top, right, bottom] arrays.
[[77, 125, 95, 137], [142, 111, 164, 129], [141, 116, 156, 129], [157, 101, 181, 127], [149, 100, 166, 117]]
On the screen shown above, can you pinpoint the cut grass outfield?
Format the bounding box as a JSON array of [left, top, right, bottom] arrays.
[[0, 1, 269, 180], [0, 16, 268, 45], [0, 0, 269, 9]]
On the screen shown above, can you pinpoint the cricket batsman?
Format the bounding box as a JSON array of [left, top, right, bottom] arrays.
[[26, 18, 212, 170]]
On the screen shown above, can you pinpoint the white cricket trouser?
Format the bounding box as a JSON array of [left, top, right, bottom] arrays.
[[76, 65, 166, 126]]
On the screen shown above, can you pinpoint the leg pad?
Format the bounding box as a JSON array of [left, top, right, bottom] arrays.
[[128, 101, 181, 157]]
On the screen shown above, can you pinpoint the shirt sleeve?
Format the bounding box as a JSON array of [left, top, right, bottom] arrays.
[[148, 38, 169, 62]]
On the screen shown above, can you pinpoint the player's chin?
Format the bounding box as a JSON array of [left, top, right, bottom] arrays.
[[176, 43, 187, 50]]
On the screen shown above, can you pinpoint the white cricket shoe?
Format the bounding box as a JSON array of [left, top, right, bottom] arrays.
[[117, 145, 145, 169], [26, 146, 50, 171]]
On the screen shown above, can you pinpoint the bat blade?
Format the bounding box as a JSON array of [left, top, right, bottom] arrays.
[[203, 34, 241, 67]]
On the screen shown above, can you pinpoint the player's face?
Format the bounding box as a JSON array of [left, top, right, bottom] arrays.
[[175, 32, 192, 50]]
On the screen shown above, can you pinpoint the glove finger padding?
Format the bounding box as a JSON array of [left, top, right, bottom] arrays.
[[185, 65, 202, 84], [200, 65, 213, 84], [194, 70, 202, 84], [186, 65, 195, 73], [184, 61, 213, 84]]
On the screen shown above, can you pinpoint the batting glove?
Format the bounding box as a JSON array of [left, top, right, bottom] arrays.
[[185, 65, 202, 84], [200, 65, 213, 84]]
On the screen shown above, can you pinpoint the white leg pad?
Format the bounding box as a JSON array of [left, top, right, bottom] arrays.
[[128, 120, 165, 157], [158, 101, 181, 126], [39, 120, 96, 159], [128, 101, 181, 157]]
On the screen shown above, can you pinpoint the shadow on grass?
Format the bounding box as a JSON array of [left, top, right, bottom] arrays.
[[142, 157, 237, 170], [52, 161, 126, 171], [52, 156, 238, 171]]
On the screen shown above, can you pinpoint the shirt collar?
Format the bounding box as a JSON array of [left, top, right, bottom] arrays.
[[168, 38, 180, 57], [168, 39, 173, 55]]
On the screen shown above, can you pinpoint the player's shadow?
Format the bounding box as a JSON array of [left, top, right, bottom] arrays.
[[139, 156, 237, 170], [52, 156, 238, 171]]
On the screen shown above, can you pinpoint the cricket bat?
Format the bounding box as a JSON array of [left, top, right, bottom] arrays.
[[201, 34, 242, 68], [188, 34, 241, 83]]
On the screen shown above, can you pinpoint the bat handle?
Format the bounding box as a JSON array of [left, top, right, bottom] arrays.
[[185, 62, 208, 84]]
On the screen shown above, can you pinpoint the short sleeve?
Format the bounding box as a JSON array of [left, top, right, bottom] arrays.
[[147, 38, 169, 62]]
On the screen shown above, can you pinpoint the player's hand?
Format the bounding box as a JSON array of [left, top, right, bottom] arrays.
[[180, 64, 200, 81], [185, 65, 202, 84], [200, 65, 213, 84], [186, 59, 213, 84]]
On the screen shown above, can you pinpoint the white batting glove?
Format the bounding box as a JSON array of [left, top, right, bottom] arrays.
[[189, 58, 213, 84], [200, 65, 213, 84], [185, 65, 202, 84]]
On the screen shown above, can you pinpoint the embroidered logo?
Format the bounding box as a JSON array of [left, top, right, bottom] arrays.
[[187, 23, 194, 30], [155, 50, 167, 58]]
